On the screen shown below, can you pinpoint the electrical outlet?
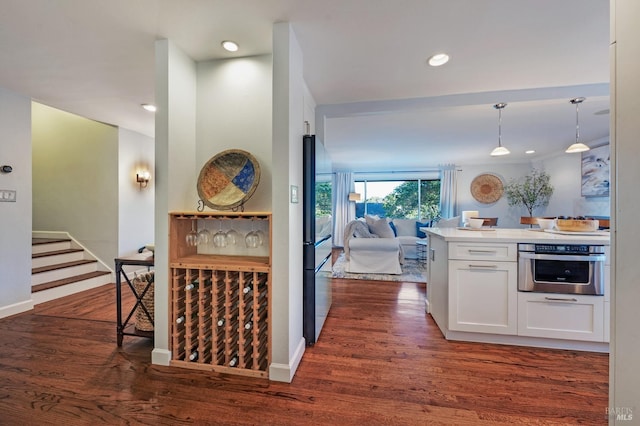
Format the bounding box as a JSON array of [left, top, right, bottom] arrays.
[[0, 190, 16, 202]]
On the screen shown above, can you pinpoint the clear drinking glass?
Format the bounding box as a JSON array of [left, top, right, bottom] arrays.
[[245, 218, 260, 248], [212, 220, 228, 248], [186, 220, 198, 247], [197, 221, 211, 246], [225, 228, 240, 246]]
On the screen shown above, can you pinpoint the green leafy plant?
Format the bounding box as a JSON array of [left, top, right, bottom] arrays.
[[504, 169, 554, 217]]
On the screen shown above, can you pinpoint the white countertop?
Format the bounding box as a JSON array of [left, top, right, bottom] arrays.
[[423, 227, 610, 245]]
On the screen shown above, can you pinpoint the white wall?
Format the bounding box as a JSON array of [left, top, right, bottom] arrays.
[[456, 163, 532, 228], [32, 102, 119, 264], [118, 127, 155, 256], [457, 147, 611, 229], [542, 138, 610, 219], [610, 0, 640, 417], [152, 39, 197, 366], [271, 22, 306, 382], [196, 55, 272, 210], [0, 87, 32, 317]]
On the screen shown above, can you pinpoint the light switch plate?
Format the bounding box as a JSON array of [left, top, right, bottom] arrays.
[[0, 190, 16, 202], [290, 185, 299, 203]]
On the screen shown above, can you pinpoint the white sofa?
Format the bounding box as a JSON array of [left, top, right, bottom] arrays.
[[342, 217, 432, 274], [390, 218, 430, 259]]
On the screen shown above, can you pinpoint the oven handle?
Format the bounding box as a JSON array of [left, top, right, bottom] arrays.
[[518, 252, 606, 262]]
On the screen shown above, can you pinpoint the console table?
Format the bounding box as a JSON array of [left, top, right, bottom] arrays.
[[114, 253, 154, 346]]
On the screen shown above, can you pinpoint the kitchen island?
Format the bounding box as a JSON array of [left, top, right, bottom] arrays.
[[423, 227, 610, 352]]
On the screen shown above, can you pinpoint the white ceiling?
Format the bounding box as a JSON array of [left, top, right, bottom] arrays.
[[0, 0, 610, 172]]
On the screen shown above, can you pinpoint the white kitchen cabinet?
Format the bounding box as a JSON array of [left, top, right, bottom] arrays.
[[448, 259, 518, 334], [517, 293, 604, 342], [427, 235, 448, 332]]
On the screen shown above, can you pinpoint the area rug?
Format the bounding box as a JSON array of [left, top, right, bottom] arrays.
[[332, 254, 426, 283]]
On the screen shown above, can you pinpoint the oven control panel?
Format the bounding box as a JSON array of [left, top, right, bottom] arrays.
[[533, 244, 604, 254]]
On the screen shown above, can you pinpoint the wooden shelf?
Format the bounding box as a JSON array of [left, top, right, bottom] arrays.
[[171, 254, 270, 270]]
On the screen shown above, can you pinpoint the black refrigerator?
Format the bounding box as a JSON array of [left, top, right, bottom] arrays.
[[303, 134, 333, 346]]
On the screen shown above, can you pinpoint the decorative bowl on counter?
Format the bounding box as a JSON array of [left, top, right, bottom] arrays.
[[536, 218, 556, 230], [555, 218, 599, 232]]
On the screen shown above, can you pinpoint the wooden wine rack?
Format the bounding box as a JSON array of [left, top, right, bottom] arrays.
[[168, 212, 271, 378]]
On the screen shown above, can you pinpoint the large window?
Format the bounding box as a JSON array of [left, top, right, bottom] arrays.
[[354, 179, 440, 220]]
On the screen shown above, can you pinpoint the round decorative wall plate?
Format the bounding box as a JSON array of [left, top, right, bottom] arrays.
[[470, 173, 504, 204], [197, 149, 261, 210]]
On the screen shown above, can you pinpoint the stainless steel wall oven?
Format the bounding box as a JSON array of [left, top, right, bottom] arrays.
[[518, 243, 605, 296]]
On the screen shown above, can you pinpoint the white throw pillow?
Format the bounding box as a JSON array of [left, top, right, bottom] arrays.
[[436, 216, 460, 228], [368, 217, 395, 238]]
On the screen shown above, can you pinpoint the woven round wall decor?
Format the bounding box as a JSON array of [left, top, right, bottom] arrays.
[[470, 173, 504, 204], [197, 149, 261, 210]]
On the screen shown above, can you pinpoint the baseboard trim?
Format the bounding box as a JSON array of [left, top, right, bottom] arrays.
[[151, 348, 172, 366], [0, 299, 34, 319], [269, 337, 306, 383]]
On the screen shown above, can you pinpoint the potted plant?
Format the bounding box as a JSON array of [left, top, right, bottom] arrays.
[[504, 169, 554, 218]]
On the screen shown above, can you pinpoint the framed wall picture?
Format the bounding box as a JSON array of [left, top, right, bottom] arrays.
[[581, 143, 610, 197]]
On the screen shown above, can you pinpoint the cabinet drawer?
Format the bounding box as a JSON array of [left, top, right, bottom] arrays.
[[449, 242, 517, 261], [517, 293, 604, 342]]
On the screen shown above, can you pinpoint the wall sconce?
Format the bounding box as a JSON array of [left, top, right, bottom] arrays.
[[136, 170, 151, 189], [348, 192, 361, 202]]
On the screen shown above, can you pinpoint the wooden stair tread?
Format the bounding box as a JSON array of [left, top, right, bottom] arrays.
[[32, 248, 84, 259], [32, 259, 97, 274], [32, 238, 71, 245], [32, 271, 112, 293]]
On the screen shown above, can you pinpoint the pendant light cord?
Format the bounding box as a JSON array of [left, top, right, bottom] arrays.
[[498, 106, 503, 147], [575, 100, 580, 144]]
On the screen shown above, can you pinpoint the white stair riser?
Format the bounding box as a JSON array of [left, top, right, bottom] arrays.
[[32, 251, 85, 269], [31, 263, 98, 286], [32, 274, 112, 305], [32, 241, 72, 255]]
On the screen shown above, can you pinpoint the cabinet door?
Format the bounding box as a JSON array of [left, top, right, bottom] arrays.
[[448, 260, 517, 334], [517, 293, 604, 342], [427, 236, 448, 332]]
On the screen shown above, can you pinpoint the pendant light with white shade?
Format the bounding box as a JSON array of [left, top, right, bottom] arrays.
[[565, 97, 590, 153], [490, 103, 510, 156]]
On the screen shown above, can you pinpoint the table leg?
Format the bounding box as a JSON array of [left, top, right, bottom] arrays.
[[115, 261, 123, 346]]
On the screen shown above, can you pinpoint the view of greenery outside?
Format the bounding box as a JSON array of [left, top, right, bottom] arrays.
[[315, 182, 332, 216], [355, 179, 441, 220]]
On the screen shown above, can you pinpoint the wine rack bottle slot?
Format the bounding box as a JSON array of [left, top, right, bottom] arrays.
[[169, 212, 271, 378]]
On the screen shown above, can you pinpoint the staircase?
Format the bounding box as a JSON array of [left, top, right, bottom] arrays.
[[32, 236, 113, 304]]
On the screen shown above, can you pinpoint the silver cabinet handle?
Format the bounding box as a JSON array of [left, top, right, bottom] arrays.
[[544, 296, 578, 302], [468, 264, 498, 268], [468, 249, 498, 254]]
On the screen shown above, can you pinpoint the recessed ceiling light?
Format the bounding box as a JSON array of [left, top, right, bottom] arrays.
[[221, 40, 239, 52], [525, 150, 535, 154], [427, 53, 449, 67], [141, 104, 157, 112]]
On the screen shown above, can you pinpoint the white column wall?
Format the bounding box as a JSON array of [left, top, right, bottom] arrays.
[[610, 0, 640, 418], [0, 87, 32, 317], [152, 39, 197, 365], [270, 22, 306, 382]]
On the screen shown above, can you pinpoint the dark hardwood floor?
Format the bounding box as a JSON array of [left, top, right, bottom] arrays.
[[0, 276, 608, 425]]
